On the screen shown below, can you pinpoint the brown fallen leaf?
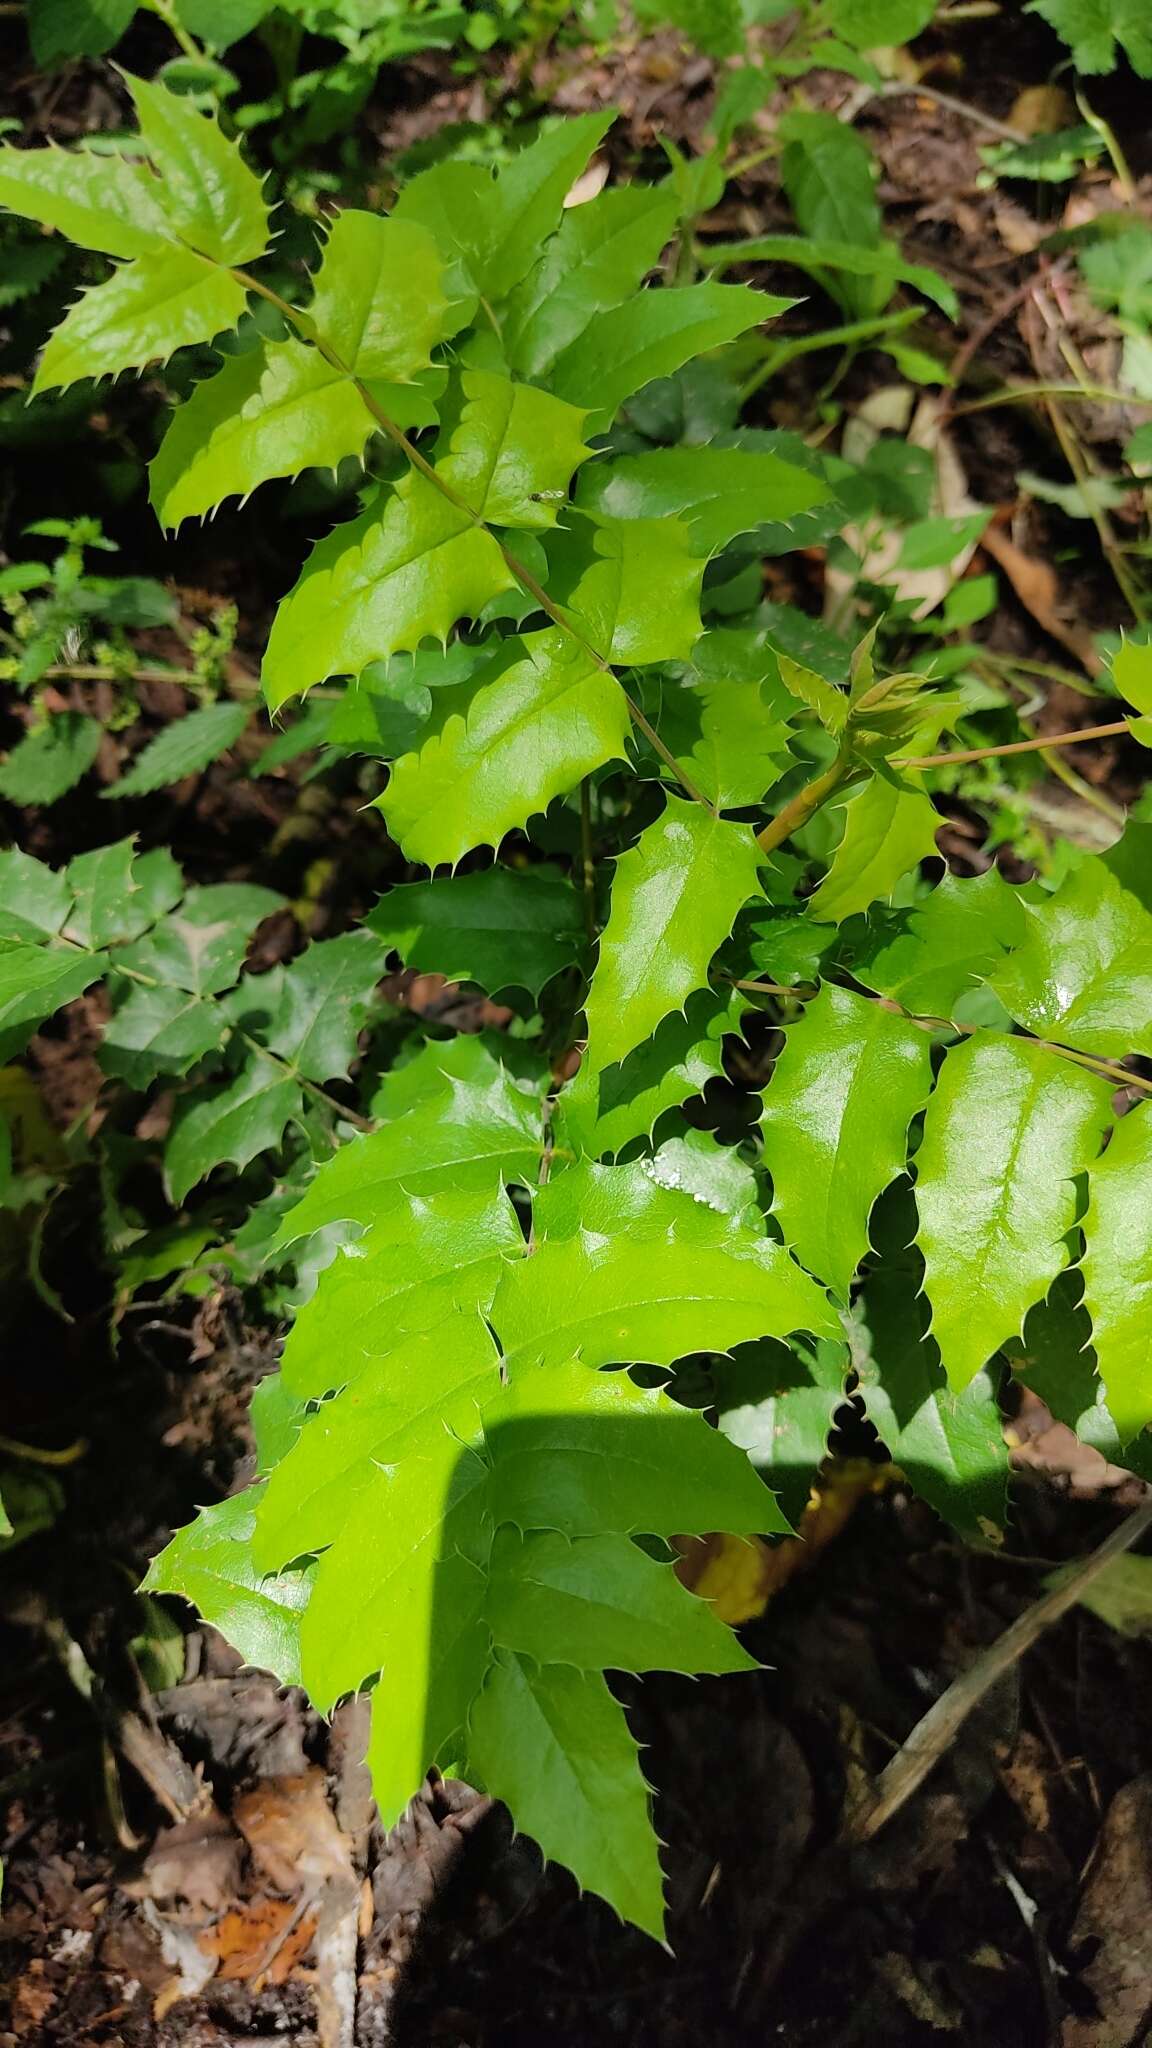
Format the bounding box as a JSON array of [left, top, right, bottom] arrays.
[[676, 1459, 890, 1623], [1062, 1776, 1152, 2048], [123, 1808, 242, 1921], [979, 524, 1104, 676], [233, 1769, 351, 1895], [201, 1895, 318, 1985]]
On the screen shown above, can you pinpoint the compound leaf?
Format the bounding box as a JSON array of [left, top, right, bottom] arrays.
[[101, 981, 224, 1086], [577, 446, 832, 557], [563, 987, 748, 1157], [119, 881, 283, 995], [307, 209, 451, 380], [504, 185, 680, 379], [143, 1493, 312, 1689], [65, 838, 182, 949], [856, 867, 1026, 1020], [760, 984, 935, 1295], [915, 1033, 1112, 1390], [584, 798, 762, 1073], [126, 73, 270, 266], [550, 282, 780, 429], [261, 930, 389, 1083]]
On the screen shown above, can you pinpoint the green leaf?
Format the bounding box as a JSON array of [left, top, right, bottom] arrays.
[[0, 848, 72, 943], [760, 984, 935, 1294], [663, 674, 793, 809], [64, 839, 182, 948], [151, 344, 383, 531], [821, 0, 937, 47], [493, 1165, 836, 1377], [118, 882, 283, 995], [503, 185, 680, 380], [705, 233, 957, 317], [395, 111, 616, 304], [378, 628, 631, 868], [125, 73, 270, 266], [101, 982, 224, 1087], [34, 253, 248, 397], [563, 987, 748, 1157], [549, 283, 778, 430], [271, 1039, 543, 1244], [0, 941, 104, 1048], [307, 210, 451, 381], [488, 1526, 756, 1675], [856, 868, 1026, 1020], [467, 1655, 665, 1937], [108, 700, 250, 799], [990, 861, 1152, 1059], [566, 514, 703, 665], [28, 0, 134, 64], [1112, 638, 1152, 714], [854, 1182, 1008, 1537], [0, 143, 171, 260], [250, 1376, 306, 1476], [1081, 1105, 1152, 1443], [584, 798, 763, 1073], [779, 112, 884, 317], [576, 445, 832, 557], [260, 930, 389, 1082], [165, 1058, 300, 1203], [1027, 0, 1152, 75], [263, 487, 505, 712], [806, 776, 940, 924], [144, 1493, 313, 1689], [915, 1033, 1111, 1390], [367, 866, 584, 997], [0, 715, 101, 806]]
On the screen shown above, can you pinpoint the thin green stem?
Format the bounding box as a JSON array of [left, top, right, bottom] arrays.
[[897, 720, 1132, 768], [228, 267, 715, 811], [740, 307, 922, 402], [233, 1028, 375, 1132], [1076, 90, 1136, 202], [144, 0, 205, 62], [952, 382, 1138, 416]]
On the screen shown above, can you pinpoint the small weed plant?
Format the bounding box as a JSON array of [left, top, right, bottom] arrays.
[[2, 80, 1152, 1936]]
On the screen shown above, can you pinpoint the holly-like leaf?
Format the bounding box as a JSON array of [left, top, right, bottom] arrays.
[[563, 987, 748, 1158], [467, 1654, 664, 1937], [492, 1161, 836, 1377], [394, 111, 615, 305], [584, 798, 762, 1074], [143, 1493, 313, 1688], [549, 283, 781, 429], [1081, 1105, 1152, 1443], [856, 868, 1026, 1020], [34, 253, 248, 397], [118, 882, 283, 995], [260, 930, 389, 1082], [503, 185, 680, 379], [0, 141, 171, 259], [662, 674, 793, 810], [807, 775, 940, 924], [108, 700, 251, 799], [854, 1182, 1009, 1537], [487, 1525, 755, 1676], [378, 628, 631, 868], [577, 446, 832, 557], [307, 210, 451, 381], [271, 1039, 543, 1243], [165, 1058, 300, 1203], [713, 1330, 850, 1526], [64, 839, 182, 949], [0, 941, 104, 1048], [125, 73, 270, 267], [990, 860, 1152, 1058], [367, 866, 584, 996], [1111, 637, 1152, 715], [0, 847, 72, 943], [101, 981, 224, 1087], [0, 714, 101, 806], [760, 984, 935, 1295], [566, 514, 704, 666], [915, 1033, 1112, 1390]]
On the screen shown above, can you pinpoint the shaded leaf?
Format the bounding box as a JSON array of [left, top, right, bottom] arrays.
[[108, 700, 251, 798], [368, 866, 584, 996], [165, 1058, 300, 1203]]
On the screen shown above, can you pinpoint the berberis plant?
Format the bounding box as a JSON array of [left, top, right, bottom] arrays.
[[3, 83, 1152, 1938]]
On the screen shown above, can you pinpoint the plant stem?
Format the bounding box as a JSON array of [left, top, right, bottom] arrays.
[[865, 80, 1026, 145], [851, 1499, 1152, 1841], [228, 266, 715, 812], [952, 382, 1139, 416], [755, 750, 856, 854], [234, 1028, 375, 1132], [897, 720, 1132, 768], [740, 306, 922, 401]]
